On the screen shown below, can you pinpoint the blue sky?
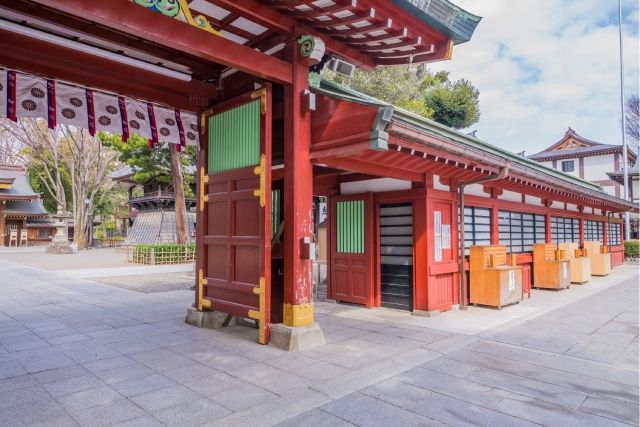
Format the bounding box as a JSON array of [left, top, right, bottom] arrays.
[[430, 0, 639, 154]]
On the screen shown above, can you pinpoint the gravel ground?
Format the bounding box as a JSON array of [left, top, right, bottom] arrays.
[[92, 272, 195, 293]]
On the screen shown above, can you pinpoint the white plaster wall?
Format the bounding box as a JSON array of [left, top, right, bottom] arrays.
[[566, 203, 578, 212], [602, 185, 617, 197], [499, 190, 522, 202], [558, 158, 579, 178], [583, 154, 615, 181], [633, 179, 639, 203], [433, 175, 449, 191], [594, 208, 602, 216], [340, 178, 412, 195], [464, 183, 487, 197], [524, 195, 544, 206], [551, 201, 564, 209]]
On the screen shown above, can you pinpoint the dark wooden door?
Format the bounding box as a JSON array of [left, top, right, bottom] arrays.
[[379, 203, 414, 311], [197, 86, 272, 344], [329, 193, 374, 306]]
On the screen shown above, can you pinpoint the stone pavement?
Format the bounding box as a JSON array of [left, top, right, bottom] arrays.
[[0, 259, 637, 426]]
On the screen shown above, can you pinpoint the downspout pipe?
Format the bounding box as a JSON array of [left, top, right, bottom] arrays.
[[458, 166, 509, 310], [606, 211, 615, 252]]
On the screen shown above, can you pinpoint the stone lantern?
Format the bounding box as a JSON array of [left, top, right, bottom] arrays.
[[46, 206, 73, 254]]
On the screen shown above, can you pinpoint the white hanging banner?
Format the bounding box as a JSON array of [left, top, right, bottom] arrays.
[[180, 111, 199, 147], [15, 74, 47, 120], [154, 106, 181, 145], [125, 98, 152, 141], [0, 67, 199, 147], [55, 83, 89, 129], [0, 69, 6, 117], [92, 91, 122, 135]]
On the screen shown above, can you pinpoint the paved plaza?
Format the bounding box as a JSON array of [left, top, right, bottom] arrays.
[[0, 258, 637, 426]]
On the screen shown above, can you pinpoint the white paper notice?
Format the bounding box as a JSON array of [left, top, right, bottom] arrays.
[[442, 224, 451, 249], [563, 263, 568, 279], [435, 237, 442, 262], [434, 211, 443, 262], [508, 270, 515, 291]]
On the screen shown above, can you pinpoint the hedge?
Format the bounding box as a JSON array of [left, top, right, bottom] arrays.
[[624, 240, 639, 260], [132, 243, 196, 265]]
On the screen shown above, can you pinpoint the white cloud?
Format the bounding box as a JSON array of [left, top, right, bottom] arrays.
[[429, 0, 639, 155]]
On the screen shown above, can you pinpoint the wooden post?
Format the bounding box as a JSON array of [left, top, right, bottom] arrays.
[[170, 146, 188, 245], [0, 201, 5, 247], [282, 40, 314, 327]]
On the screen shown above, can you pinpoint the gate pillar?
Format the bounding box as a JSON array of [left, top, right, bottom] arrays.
[[274, 38, 325, 350]]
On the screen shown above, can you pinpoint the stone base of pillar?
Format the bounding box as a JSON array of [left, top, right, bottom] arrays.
[[184, 307, 236, 329], [268, 322, 325, 352], [412, 309, 440, 317], [45, 242, 73, 254]]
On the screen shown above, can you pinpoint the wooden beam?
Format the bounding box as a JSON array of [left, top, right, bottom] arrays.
[[0, 30, 216, 109], [25, 0, 293, 84], [214, 0, 376, 69]]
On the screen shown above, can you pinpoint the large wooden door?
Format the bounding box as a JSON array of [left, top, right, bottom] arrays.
[[329, 193, 374, 306], [196, 86, 272, 344]]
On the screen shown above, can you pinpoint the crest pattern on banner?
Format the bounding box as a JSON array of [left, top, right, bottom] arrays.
[[0, 68, 199, 147]]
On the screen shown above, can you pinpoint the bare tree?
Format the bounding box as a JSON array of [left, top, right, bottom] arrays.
[[0, 128, 24, 165], [0, 118, 118, 249], [1, 119, 68, 209], [62, 127, 118, 249], [626, 94, 639, 155]]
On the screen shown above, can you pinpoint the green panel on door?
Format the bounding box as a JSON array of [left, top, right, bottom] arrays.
[[271, 189, 280, 240], [336, 200, 364, 253], [208, 100, 260, 173]]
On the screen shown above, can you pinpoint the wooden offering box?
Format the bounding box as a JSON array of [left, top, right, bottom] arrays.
[[470, 245, 523, 309], [558, 242, 591, 284], [583, 241, 611, 276], [532, 244, 570, 290]]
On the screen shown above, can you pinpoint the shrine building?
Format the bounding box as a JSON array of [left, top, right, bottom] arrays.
[[0, 0, 635, 348]]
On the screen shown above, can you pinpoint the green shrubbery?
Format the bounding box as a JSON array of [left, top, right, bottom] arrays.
[[624, 240, 639, 260], [132, 243, 195, 264]]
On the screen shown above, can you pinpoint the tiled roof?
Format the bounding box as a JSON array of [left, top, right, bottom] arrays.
[[0, 166, 39, 200], [4, 199, 48, 217], [124, 210, 196, 245], [528, 144, 622, 160], [314, 80, 636, 212]]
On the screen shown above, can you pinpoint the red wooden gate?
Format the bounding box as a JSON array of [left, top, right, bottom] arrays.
[[196, 86, 272, 344], [329, 193, 374, 306]]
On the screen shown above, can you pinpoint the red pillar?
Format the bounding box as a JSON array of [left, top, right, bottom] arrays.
[[282, 40, 314, 327], [578, 217, 585, 247], [545, 212, 552, 243]]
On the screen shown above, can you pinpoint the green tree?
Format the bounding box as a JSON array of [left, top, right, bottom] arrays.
[[100, 133, 195, 196], [323, 66, 480, 129], [26, 162, 71, 214], [101, 133, 196, 244]]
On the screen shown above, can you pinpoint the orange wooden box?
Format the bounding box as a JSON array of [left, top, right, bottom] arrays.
[[583, 241, 611, 276], [469, 245, 523, 309], [532, 243, 570, 290], [558, 242, 591, 284]]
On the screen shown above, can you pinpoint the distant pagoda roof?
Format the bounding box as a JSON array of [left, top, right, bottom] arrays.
[[528, 128, 637, 162]]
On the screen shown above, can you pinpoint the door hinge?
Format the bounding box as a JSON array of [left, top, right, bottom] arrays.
[[199, 167, 209, 212], [197, 269, 211, 311], [247, 276, 267, 344], [253, 154, 266, 208], [251, 88, 267, 115]]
